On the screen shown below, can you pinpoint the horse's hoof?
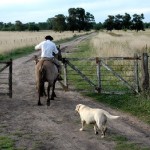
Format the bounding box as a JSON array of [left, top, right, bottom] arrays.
[[53, 93, 56, 97], [47, 102, 50, 106], [47, 100, 50, 106]]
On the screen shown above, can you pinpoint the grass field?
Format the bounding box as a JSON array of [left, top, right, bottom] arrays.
[[1, 29, 149, 57], [0, 30, 89, 54], [90, 29, 150, 57]]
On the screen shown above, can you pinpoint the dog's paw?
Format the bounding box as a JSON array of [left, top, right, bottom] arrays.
[[80, 128, 84, 131]]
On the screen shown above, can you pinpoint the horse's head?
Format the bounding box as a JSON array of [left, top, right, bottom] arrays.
[[53, 45, 62, 61]]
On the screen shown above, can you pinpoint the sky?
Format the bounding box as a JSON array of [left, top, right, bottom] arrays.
[[0, 0, 150, 23]]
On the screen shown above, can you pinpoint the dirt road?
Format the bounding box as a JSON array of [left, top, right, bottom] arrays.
[[0, 34, 150, 150]]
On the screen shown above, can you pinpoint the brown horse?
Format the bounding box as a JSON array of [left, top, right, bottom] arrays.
[[34, 46, 62, 106]]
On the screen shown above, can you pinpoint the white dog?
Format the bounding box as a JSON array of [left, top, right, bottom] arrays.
[[75, 104, 120, 138]]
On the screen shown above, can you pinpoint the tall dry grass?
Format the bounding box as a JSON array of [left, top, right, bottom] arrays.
[[90, 30, 150, 57], [0, 30, 87, 54]]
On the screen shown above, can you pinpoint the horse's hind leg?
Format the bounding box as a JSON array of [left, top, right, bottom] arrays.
[[47, 83, 51, 106], [51, 80, 57, 100], [38, 93, 42, 106]]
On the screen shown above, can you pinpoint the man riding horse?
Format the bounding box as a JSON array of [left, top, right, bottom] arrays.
[[35, 35, 62, 81], [34, 35, 63, 106]]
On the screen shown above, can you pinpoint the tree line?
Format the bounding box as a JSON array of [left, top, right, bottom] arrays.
[[0, 8, 149, 32], [97, 13, 148, 32], [0, 8, 95, 32]]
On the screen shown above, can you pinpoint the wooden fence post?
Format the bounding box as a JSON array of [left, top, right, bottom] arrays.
[[62, 58, 68, 88], [96, 57, 101, 93], [134, 53, 140, 92], [141, 53, 149, 91], [9, 59, 12, 98]]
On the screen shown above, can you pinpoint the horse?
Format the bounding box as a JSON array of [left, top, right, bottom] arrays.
[[34, 46, 62, 106]]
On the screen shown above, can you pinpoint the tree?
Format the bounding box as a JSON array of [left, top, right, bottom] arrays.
[[144, 22, 150, 29], [47, 18, 54, 30], [93, 22, 103, 30], [114, 14, 123, 30], [131, 14, 145, 31], [85, 12, 95, 31], [38, 22, 49, 30], [52, 14, 66, 32], [103, 15, 115, 31], [28, 22, 39, 31], [122, 13, 131, 30], [15, 20, 24, 31], [76, 8, 85, 32], [0, 22, 4, 30], [67, 7, 95, 32], [67, 8, 78, 32], [1, 22, 15, 31]]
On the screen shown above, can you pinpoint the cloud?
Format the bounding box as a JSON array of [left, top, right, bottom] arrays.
[[0, 0, 40, 5], [124, 8, 150, 14], [0, 0, 150, 23]]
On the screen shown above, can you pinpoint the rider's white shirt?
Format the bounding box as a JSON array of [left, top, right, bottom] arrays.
[[35, 40, 58, 58]]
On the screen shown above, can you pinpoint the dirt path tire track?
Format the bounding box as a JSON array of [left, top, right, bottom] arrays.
[[0, 33, 150, 150]]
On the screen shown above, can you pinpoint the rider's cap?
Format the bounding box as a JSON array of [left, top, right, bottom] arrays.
[[45, 35, 53, 41]]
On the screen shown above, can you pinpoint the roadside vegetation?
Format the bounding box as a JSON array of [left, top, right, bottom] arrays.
[[110, 135, 150, 150], [0, 136, 15, 150]]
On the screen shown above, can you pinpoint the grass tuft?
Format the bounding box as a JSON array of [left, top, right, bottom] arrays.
[[0, 136, 15, 150], [112, 135, 150, 150]]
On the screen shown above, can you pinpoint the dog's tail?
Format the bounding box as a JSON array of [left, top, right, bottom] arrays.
[[103, 111, 120, 119]]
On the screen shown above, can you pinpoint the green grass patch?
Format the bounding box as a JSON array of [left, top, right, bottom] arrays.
[[85, 93, 150, 124], [64, 39, 92, 60], [112, 135, 149, 150], [0, 46, 34, 61], [0, 136, 15, 150]]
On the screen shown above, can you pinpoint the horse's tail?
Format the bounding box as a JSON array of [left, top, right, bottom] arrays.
[[37, 60, 46, 97], [39, 69, 45, 97]]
